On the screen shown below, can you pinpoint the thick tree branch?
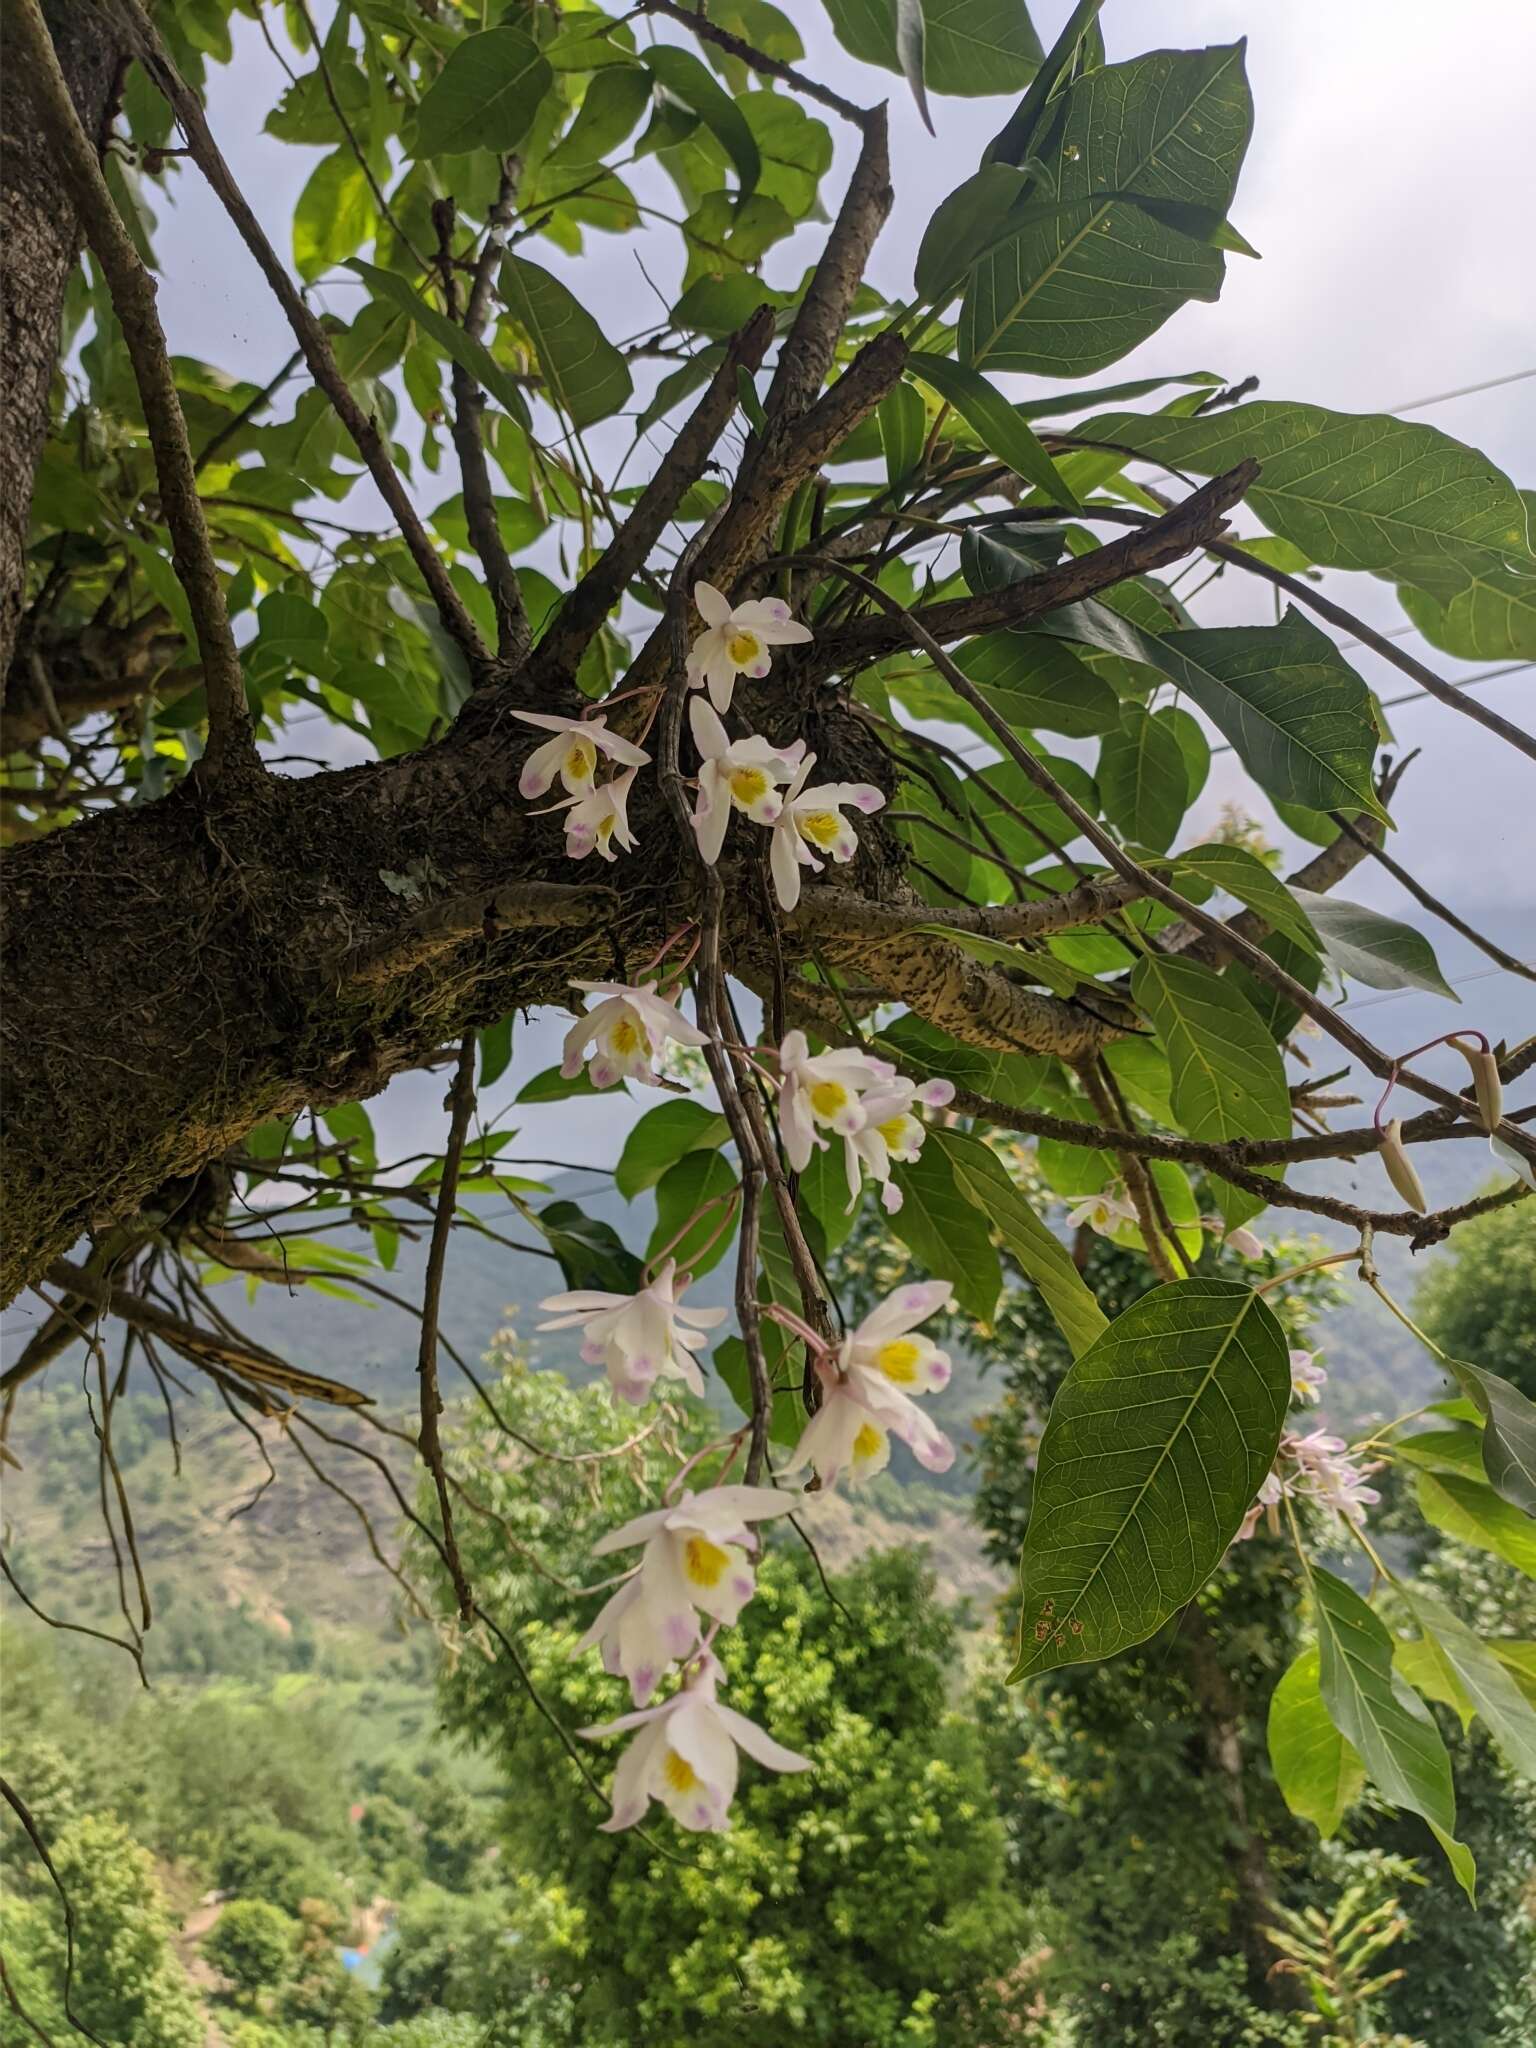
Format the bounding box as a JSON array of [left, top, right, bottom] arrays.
[[11, 0, 256, 780], [338, 880, 609, 988], [117, 0, 489, 678], [798, 463, 1258, 676], [791, 875, 1147, 943]]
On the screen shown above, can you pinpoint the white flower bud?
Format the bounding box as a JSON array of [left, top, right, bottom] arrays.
[[1450, 1035, 1503, 1134], [1380, 1117, 1428, 1214]]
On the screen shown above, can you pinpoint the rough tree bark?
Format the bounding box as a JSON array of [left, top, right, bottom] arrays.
[[0, 1, 124, 689]]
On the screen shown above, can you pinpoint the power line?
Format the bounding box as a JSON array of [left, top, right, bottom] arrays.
[[1388, 365, 1536, 414]]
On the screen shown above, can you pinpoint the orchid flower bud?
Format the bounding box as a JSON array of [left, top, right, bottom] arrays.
[[1450, 1034, 1503, 1134], [1380, 1117, 1428, 1213]]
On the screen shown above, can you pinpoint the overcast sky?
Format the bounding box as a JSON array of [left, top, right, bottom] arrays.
[[149, 1, 1536, 1171]]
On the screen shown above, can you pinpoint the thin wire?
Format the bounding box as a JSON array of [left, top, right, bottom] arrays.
[[1388, 365, 1536, 414], [1205, 663, 1532, 756], [1339, 963, 1513, 1014]]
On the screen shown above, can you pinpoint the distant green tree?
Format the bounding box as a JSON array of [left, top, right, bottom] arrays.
[[1415, 1200, 1536, 1396], [217, 1820, 349, 1921], [377, 1881, 525, 2024], [205, 1897, 298, 2009], [417, 1354, 1026, 2048], [0, 1813, 203, 2048]]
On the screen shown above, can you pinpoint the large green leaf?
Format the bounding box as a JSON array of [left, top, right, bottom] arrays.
[[1172, 844, 1320, 953], [642, 45, 760, 196], [1011, 1277, 1289, 1678], [910, 352, 1076, 505], [944, 1129, 1108, 1359], [1048, 603, 1385, 819], [538, 1199, 643, 1295], [955, 631, 1118, 738], [1268, 1645, 1366, 1838], [890, 1140, 1002, 1322], [1079, 403, 1536, 595], [414, 26, 552, 158], [1397, 492, 1536, 659], [647, 1149, 740, 1280], [292, 148, 374, 283], [545, 64, 651, 169], [1310, 1566, 1472, 1897], [615, 1100, 731, 1199], [1131, 954, 1289, 1224], [1096, 705, 1189, 852], [498, 255, 633, 429], [1290, 890, 1456, 1000], [1414, 1469, 1536, 1578], [961, 46, 1252, 375], [819, 0, 1043, 97], [1440, 1359, 1536, 1514], [1403, 1591, 1536, 1781], [913, 163, 1030, 299], [346, 261, 530, 427]]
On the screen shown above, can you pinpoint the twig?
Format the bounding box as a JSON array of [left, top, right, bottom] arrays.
[[417, 1039, 478, 1623], [118, 0, 489, 677], [636, 0, 874, 128], [11, 0, 255, 780], [1079, 1057, 1179, 1284], [1328, 811, 1536, 984], [0, 1778, 111, 2046], [193, 346, 302, 473], [0, 1545, 147, 1686]]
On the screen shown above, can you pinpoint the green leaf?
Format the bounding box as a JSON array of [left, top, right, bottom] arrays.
[[960, 519, 1066, 592], [546, 64, 651, 168], [498, 254, 632, 429], [1096, 705, 1190, 853], [642, 45, 759, 196], [1079, 402, 1536, 596], [872, 1013, 1046, 1112], [1288, 890, 1456, 1000], [914, 163, 1030, 299], [1414, 1469, 1536, 1578], [1397, 491, 1536, 660], [1403, 1591, 1536, 1780], [292, 148, 374, 283], [1310, 1565, 1471, 1897], [955, 631, 1118, 737], [894, 0, 934, 134], [477, 1015, 515, 1089], [647, 1149, 739, 1280], [1131, 954, 1290, 1224], [1394, 1632, 1476, 1733], [345, 261, 530, 427], [537, 1199, 643, 1295], [1172, 844, 1320, 953], [615, 1100, 731, 1200], [1495, 1643, 1536, 1710], [1268, 1645, 1366, 1839], [516, 1063, 598, 1104], [962, 46, 1252, 374], [944, 1130, 1107, 1359], [1150, 610, 1385, 820], [878, 381, 928, 488], [414, 26, 552, 159], [820, 0, 1043, 97], [910, 352, 1077, 506], [1011, 1277, 1290, 1678], [890, 1140, 1002, 1323], [1439, 1359, 1536, 1514], [1390, 1426, 1488, 1482]]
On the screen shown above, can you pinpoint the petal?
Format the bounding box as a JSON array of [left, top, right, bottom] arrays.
[[693, 770, 732, 866], [688, 694, 729, 762], [732, 597, 793, 630], [512, 710, 581, 735], [519, 734, 570, 800], [770, 820, 803, 912], [694, 581, 732, 627], [591, 1506, 672, 1557], [593, 727, 652, 769], [706, 661, 736, 715], [713, 1702, 812, 1775], [745, 651, 772, 678], [597, 1720, 666, 1833], [692, 1484, 797, 1524]]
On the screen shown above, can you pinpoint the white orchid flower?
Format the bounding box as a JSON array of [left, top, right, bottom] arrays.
[[1204, 1216, 1264, 1260], [1236, 1430, 1380, 1543], [768, 752, 886, 912], [1491, 1134, 1536, 1190], [576, 1485, 795, 1704], [782, 1279, 956, 1489], [536, 1258, 725, 1407], [539, 764, 640, 862], [840, 1076, 956, 1213], [512, 710, 650, 801], [582, 1649, 810, 1833], [1066, 1191, 1141, 1237], [688, 698, 804, 864], [1289, 1350, 1327, 1404], [560, 978, 708, 1090], [775, 1028, 894, 1172], [686, 581, 812, 715]]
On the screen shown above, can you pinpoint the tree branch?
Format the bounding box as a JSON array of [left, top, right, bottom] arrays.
[[790, 875, 1147, 943], [638, 0, 875, 129], [117, 0, 489, 678], [11, 0, 255, 781], [1328, 810, 1536, 983], [415, 1038, 477, 1625]]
